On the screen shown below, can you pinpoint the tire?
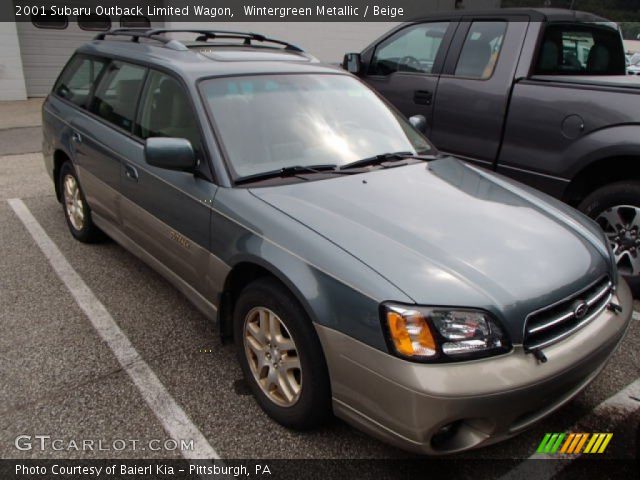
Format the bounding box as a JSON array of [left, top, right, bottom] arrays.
[[59, 162, 103, 243], [578, 181, 640, 296], [233, 277, 332, 430]]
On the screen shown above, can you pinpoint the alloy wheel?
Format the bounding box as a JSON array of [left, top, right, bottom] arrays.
[[63, 174, 84, 231], [243, 307, 302, 407], [596, 205, 640, 276]]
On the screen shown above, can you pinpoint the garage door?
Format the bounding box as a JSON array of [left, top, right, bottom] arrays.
[[17, 16, 163, 97]]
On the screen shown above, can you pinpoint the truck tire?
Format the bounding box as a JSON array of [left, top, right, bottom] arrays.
[[578, 181, 640, 296]]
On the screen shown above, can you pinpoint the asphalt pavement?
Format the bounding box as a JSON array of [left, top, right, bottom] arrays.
[[0, 110, 638, 478]]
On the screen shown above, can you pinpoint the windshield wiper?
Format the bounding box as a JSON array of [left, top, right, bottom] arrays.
[[234, 164, 340, 185], [338, 151, 437, 170]]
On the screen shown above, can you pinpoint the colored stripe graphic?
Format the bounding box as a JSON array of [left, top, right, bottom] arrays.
[[538, 433, 612, 455], [536, 433, 552, 453]]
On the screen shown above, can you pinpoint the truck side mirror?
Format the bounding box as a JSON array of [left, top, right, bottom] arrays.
[[409, 115, 427, 133], [342, 53, 362, 74]]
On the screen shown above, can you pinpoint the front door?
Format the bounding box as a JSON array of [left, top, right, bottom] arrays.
[[362, 21, 455, 137], [119, 70, 215, 296]]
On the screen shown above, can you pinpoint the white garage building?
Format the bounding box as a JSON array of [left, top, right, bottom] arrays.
[[0, 0, 502, 100]]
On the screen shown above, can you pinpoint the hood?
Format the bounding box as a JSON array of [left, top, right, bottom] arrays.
[[250, 158, 611, 340]]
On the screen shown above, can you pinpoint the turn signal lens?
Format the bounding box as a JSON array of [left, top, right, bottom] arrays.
[[386, 307, 436, 358]]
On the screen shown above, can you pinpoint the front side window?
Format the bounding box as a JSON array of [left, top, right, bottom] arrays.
[[54, 56, 107, 107], [369, 22, 450, 75], [90, 62, 147, 131], [136, 71, 203, 157], [535, 23, 626, 75], [200, 74, 432, 178], [455, 21, 507, 79]]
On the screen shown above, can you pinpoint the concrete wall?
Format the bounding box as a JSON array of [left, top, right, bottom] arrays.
[[0, 22, 28, 101]]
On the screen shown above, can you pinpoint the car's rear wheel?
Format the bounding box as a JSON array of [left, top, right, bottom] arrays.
[[233, 277, 331, 429], [578, 181, 640, 296], [59, 162, 102, 243]]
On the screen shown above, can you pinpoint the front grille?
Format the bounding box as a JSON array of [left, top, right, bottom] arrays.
[[523, 276, 613, 351]]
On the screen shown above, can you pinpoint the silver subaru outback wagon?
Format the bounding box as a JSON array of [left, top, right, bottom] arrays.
[[42, 29, 633, 455]]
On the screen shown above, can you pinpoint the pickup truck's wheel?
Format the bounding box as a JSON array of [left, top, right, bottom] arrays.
[[233, 277, 331, 430], [579, 181, 640, 295], [59, 162, 102, 243]]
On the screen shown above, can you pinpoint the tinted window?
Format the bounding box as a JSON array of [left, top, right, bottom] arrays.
[[54, 56, 107, 107], [535, 24, 626, 75], [31, 14, 67, 29], [120, 16, 151, 28], [137, 71, 203, 157], [369, 22, 449, 75], [90, 62, 146, 131], [455, 21, 507, 79], [78, 15, 111, 31]]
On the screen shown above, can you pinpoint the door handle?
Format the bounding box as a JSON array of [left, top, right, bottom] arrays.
[[124, 164, 139, 182], [414, 90, 433, 105], [71, 132, 82, 143]]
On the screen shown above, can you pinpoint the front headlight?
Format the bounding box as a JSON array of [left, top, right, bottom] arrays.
[[381, 304, 510, 362]]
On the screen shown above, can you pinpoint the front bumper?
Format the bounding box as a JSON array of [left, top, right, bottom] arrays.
[[315, 275, 633, 455]]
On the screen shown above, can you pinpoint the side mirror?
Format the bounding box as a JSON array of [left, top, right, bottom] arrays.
[[342, 53, 362, 74], [409, 114, 427, 133], [144, 137, 195, 171]]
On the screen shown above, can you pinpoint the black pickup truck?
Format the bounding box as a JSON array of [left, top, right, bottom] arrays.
[[344, 8, 640, 291]]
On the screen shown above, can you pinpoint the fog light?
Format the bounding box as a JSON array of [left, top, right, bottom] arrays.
[[431, 421, 461, 449]]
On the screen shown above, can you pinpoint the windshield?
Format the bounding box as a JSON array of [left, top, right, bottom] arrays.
[[199, 74, 432, 179]]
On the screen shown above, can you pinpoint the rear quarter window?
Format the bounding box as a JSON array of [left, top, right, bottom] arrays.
[[54, 56, 108, 108]]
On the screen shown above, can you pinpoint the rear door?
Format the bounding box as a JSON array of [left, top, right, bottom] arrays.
[[72, 59, 147, 226], [430, 17, 529, 167], [361, 21, 456, 137]]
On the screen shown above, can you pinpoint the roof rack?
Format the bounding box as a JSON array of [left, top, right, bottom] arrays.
[[94, 28, 304, 53]]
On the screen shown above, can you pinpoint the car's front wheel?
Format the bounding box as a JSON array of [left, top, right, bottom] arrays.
[[59, 162, 102, 243], [579, 181, 640, 295], [233, 277, 331, 430]]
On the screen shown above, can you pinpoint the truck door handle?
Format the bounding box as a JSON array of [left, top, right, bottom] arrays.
[[414, 90, 433, 105], [124, 164, 139, 182], [71, 132, 82, 143]]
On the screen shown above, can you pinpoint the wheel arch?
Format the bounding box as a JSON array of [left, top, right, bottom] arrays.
[[53, 149, 72, 202], [563, 155, 640, 207], [217, 257, 320, 344]]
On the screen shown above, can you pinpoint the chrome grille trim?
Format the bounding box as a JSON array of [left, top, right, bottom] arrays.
[[524, 276, 613, 351], [586, 282, 611, 307]]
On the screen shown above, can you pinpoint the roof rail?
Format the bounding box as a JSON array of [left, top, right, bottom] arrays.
[[94, 29, 304, 53]]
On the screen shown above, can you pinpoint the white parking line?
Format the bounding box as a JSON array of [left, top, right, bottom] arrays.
[[498, 377, 640, 480], [7, 198, 219, 460], [633, 311, 640, 321]]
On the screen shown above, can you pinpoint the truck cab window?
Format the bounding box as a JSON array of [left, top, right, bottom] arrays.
[[535, 24, 626, 75], [369, 22, 449, 76], [455, 21, 507, 79]]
